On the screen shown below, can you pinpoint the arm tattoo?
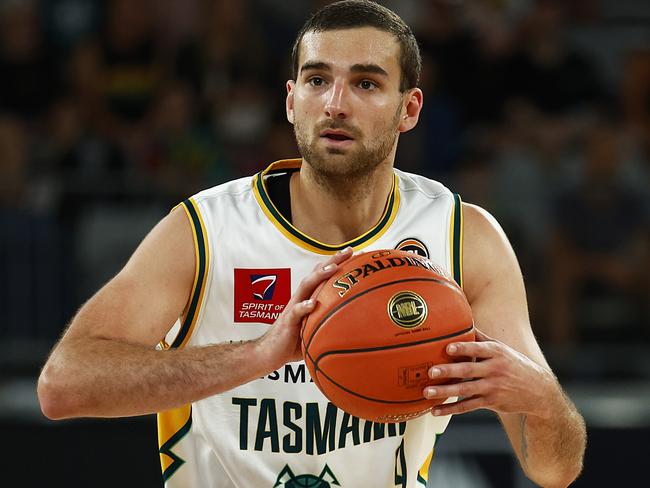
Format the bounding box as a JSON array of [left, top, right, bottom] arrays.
[[520, 414, 529, 464]]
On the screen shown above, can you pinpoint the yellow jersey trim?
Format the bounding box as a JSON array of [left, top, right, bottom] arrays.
[[449, 193, 464, 288], [172, 198, 210, 348], [155, 197, 210, 480], [252, 159, 400, 255], [158, 404, 192, 481]]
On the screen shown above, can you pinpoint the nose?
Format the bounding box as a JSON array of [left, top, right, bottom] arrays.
[[324, 79, 349, 119]]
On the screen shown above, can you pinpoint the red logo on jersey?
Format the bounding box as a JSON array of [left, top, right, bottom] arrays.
[[234, 268, 291, 324]]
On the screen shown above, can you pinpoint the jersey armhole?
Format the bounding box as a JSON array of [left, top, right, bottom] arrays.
[[449, 193, 464, 289], [159, 198, 210, 349]]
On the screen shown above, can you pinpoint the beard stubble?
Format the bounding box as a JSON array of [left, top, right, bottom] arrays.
[[293, 104, 403, 198]]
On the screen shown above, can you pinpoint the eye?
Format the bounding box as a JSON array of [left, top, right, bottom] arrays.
[[308, 76, 326, 87], [359, 80, 377, 90]]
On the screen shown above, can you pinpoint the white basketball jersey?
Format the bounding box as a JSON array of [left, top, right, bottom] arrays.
[[157, 159, 464, 487]]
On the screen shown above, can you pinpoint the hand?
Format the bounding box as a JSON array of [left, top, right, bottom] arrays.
[[257, 247, 354, 368], [422, 328, 557, 419]]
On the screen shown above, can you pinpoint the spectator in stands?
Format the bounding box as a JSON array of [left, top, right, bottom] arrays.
[[147, 80, 234, 203], [506, 0, 605, 117], [0, 116, 29, 208], [0, 0, 62, 122], [172, 0, 275, 175], [413, 1, 517, 175], [418, 0, 518, 128], [41, 0, 101, 58], [70, 0, 163, 156], [622, 48, 650, 161], [43, 97, 128, 205], [546, 116, 650, 349]]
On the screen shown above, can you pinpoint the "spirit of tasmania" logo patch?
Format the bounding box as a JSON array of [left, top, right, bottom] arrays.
[[234, 268, 291, 324]]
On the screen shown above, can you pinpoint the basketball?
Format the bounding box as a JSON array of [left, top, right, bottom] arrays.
[[301, 248, 475, 423]]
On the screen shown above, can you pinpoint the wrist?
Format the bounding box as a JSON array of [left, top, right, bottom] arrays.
[[529, 366, 564, 421], [250, 335, 284, 377]]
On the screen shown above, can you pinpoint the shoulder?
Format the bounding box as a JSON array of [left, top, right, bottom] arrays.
[[191, 174, 255, 204], [461, 202, 521, 303], [177, 175, 259, 226], [462, 203, 508, 243], [395, 169, 452, 201]]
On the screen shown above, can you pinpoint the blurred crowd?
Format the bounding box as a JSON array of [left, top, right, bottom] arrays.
[[1, 0, 649, 377]]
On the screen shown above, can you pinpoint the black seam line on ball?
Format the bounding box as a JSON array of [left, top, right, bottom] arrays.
[[305, 277, 451, 353], [318, 365, 424, 404], [313, 325, 474, 406], [315, 324, 475, 363]]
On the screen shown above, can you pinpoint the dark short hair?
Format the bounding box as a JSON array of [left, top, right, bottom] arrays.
[[291, 0, 421, 92]]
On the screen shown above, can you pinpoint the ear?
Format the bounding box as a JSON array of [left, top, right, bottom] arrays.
[[286, 80, 295, 125], [398, 88, 423, 133]]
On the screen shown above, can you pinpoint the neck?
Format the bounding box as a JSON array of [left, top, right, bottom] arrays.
[[290, 159, 395, 246]]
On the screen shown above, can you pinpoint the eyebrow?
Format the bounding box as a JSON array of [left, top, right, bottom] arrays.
[[300, 61, 389, 77]]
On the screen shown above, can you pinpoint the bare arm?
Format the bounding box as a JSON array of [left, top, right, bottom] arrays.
[[423, 203, 586, 487], [37, 206, 353, 419]]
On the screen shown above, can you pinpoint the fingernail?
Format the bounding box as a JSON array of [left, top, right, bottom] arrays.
[[429, 367, 441, 378], [323, 264, 335, 272], [433, 409, 441, 416], [338, 246, 353, 254], [424, 387, 437, 398], [447, 344, 457, 354], [303, 299, 314, 307]]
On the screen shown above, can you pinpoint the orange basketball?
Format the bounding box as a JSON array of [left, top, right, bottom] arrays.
[[301, 248, 475, 423]]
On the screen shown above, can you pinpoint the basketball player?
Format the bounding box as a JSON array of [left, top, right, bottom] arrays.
[[37, 1, 586, 487]]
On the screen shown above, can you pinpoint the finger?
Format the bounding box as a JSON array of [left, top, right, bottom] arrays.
[[285, 298, 317, 325], [312, 246, 354, 271], [288, 266, 337, 307], [430, 396, 486, 417], [331, 246, 355, 263], [423, 378, 487, 400], [289, 247, 354, 306], [314, 246, 354, 272], [443, 340, 499, 360], [428, 360, 490, 380]]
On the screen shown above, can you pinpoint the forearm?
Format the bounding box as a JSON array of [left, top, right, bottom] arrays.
[[38, 336, 273, 419], [507, 384, 586, 487], [37, 238, 349, 421]]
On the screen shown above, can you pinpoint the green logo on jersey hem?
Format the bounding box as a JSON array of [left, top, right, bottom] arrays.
[[273, 464, 340, 487]]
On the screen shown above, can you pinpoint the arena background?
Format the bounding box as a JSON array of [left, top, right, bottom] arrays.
[[1, 0, 648, 486]]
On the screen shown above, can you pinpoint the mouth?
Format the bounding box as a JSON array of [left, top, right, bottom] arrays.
[[320, 129, 354, 149], [320, 130, 354, 142]]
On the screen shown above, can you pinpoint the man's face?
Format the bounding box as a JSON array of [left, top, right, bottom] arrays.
[[287, 27, 415, 181]]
